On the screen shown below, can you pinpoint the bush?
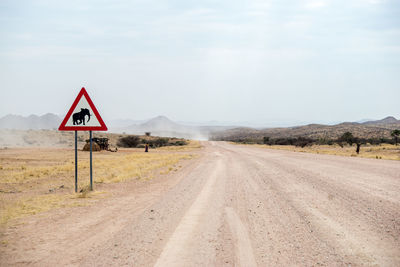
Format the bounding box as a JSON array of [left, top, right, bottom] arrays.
[[316, 138, 333, 145], [174, 140, 187, 146], [228, 135, 397, 147], [274, 138, 294, 146], [293, 137, 314, 147], [391, 129, 400, 145], [154, 138, 169, 147], [117, 136, 140, 148], [263, 137, 270, 144]]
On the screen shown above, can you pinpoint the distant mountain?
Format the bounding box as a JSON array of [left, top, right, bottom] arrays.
[[121, 115, 193, 138], [0, 113, 61, 130], [139, 116, 182, 130], [356, 118, 374, 123], [362, 116, 399, 125], [108, 119, 145, 128], [0, 113, 235, 139], [117, 115, 234, 139], [3, 113, 398, 141], [211, 116, 400, 141]]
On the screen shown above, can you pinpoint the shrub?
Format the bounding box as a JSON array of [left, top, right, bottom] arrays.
[[317, 138, 333, 145], [229, 135, 396, 147], [174, 140, 187, 146], [293, 137, 314, 147], [117, 136, 140, 148], [154, 138, 169, 147], [263, 137, 270, 144]]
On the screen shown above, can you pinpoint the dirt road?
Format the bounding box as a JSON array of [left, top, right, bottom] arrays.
[[1, 142, 400, 266]]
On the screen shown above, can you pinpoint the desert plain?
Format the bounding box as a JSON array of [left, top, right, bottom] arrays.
[[0, 134, 399, 266]]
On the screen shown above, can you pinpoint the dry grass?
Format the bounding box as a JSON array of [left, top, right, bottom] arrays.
[[93, 151, 194, 183], [237, 143, 400, 160], [159, 140, 202, 151], [1, 194, 80, 225], [0, 145, 198, 226], [0, 190, 107, 225]]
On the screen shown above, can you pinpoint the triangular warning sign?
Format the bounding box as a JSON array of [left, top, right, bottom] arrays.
[[59, 87, 107, 131]]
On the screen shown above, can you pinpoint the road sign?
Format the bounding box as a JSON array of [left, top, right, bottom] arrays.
[[58, 87, 107, 192], [59, 87, 107, 131]]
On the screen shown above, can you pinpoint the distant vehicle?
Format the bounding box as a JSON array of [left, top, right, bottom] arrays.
[[83, 137, 117, 152]]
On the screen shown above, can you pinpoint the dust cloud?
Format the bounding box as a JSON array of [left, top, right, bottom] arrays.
[[0, 129, 83, 148]]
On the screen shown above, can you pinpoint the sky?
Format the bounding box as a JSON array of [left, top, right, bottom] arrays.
[[1, 0, 399, 127]]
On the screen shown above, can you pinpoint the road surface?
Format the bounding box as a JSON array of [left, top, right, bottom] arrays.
[[1, 142, 400, 266]]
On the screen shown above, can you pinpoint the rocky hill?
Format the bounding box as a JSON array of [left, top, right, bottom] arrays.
[[0, 113, 61, 130], [1, 113, 398, 141], [362, 116, 399, 125], [211, 117, 400, 141]]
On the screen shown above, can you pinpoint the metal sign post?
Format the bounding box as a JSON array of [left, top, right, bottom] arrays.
[[59, 87, 107, 193], [75, 130, 78, 193], [90, 130, 93, 191]]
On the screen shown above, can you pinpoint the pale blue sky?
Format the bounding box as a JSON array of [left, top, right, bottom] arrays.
[[1, 0, 399, 126]]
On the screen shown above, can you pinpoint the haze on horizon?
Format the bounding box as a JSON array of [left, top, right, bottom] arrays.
[[1, 0, 399, 127]]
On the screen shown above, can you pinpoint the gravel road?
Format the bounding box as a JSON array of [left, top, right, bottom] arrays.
[[1, 141, 400, 266]]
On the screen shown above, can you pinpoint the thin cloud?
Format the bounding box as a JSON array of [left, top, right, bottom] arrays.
[[0, 0, 399, 123]]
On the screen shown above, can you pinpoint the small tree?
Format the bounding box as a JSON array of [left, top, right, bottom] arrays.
[[263, 136, 270, 144], [339, 132, 355, 146], [391, 129, 400, 145], [353, 137, 367, 154], [354, 137, 361, 154]]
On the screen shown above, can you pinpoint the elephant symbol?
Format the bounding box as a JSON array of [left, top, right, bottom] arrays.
[[73, 108, 91, 125]]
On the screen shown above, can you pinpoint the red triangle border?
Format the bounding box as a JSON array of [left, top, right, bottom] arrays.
[[58, 87, 108, 131]]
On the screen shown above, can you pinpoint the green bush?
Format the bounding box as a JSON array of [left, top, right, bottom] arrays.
[[174, 140, 187, 146], [263, 137, 270, 144], [339, 132, 355, 146], [117, 136, 140, 147], [154, 138, 169, 147]]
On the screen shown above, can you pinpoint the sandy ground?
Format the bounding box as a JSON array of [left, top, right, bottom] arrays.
[[1, 141, 400, 266]]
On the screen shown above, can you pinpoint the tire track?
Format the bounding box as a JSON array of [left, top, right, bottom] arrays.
[[154, 158, 223, 267]]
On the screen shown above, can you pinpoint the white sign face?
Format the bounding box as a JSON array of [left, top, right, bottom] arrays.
[[64, 95, 101, 127]]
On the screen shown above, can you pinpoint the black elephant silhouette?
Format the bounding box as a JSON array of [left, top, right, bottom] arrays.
[[73, 108, 91, 125]]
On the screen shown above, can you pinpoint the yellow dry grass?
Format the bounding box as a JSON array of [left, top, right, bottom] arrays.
[[0, 191, 107, 225], [0, 145, 197, 226], [237, 143, 400, 160], [158, 140, 203, 151], [93, 152, 194, 183]]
